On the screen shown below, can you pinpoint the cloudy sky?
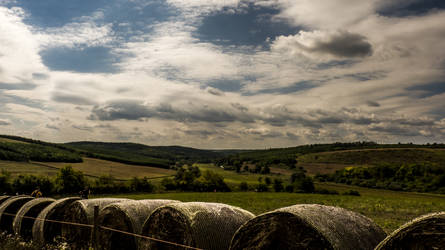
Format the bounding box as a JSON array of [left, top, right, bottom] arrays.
[[1, 0, 445, 149]]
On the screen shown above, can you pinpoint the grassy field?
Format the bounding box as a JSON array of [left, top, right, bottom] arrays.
[[36, 158, 176, 180], [0, 161, 58, 177], [97, 183, 445, 234], [196, 164, 294, 185], [0, 158, 175, 180]]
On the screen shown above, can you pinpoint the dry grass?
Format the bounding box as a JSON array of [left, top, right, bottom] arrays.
[[0, 161, 58, 177], [0, 157, 176, 181], [41, 158, 175, 180]]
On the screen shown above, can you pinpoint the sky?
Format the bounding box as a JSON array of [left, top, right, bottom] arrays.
[[1, 0, 445, 149]]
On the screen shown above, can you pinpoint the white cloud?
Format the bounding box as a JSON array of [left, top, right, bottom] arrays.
[[0, 6, 45, 82], [36, 21, 114, 49]]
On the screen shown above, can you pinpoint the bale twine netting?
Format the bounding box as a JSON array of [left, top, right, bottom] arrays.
[[96, 199, 180, 250], [230, 204, 386, 250], [139, 202, 255, 250], [32, 197, 80, 245], [375, 212, 445, 250], [13, 198, 55, 240], [0, 196, 34, 233], [61, 198, 129, 249]]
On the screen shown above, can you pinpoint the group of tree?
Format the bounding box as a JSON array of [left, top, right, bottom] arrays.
[[0, 141, 82, 163], [0, 166, 155, 196], [317, 163, 445, 193], [161, 165, 230, 192]]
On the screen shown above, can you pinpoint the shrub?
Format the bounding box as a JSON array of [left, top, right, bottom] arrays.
[[239, 181, 249, 191]]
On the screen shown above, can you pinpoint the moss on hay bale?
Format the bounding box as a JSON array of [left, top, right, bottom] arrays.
[[375, 212, 445, 250], [0, 196, 34, 233], [13, 198, 55, 241], [140, 202, 255, 250], [61, 198, 129, 249], [230, 204, 386, 250], [32, 197, 80, 245], [96, 199, 179, 250]]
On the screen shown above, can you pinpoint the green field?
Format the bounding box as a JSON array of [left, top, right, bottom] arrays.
[[97, 184, 445, 234], [196, 164, 294, 185]]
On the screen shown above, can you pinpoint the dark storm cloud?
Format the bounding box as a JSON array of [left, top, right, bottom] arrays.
[[369, 124, 422, 137], [0, 82, 37, 90], [406, 82, 445, 98], [311, 31, 373, 58], [378, 0, 445, 17], [250, 81, 315, 95], [89, 99, 256, 123], [89, 100, 154, 121], [52, 92, 97, 106]]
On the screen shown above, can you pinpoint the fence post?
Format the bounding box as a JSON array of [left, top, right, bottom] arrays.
[[91, 205, 99, 249]]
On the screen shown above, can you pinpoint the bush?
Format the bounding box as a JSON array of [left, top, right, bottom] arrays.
[[55, 166, 87, 194], [273, 179, 284, 192], [295, 177, 315, 193], [130, 177, 154, 193], [256, 183, 269, 192], [12, 175, 54, 195], [239, 181, 249, 191]]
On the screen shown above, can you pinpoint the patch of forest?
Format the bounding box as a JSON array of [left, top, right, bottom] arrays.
[[0, 140, 82, 163]]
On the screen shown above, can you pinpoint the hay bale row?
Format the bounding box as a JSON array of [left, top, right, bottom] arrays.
[[32, 197, 81, 245], [376, 212, 445, 249], [140, 202, 255, 250], [96, 199, 179, 250], [61, 198, 129, 249], [0, 196, 34, 233], [230, 204, 386, 250], [13, 198, 55, 240]]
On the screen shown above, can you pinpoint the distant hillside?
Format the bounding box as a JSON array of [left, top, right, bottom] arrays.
[[0, 135, 244, 169], [0, 135, 82, 163], [63, 141, 232, 168], [216, 142, 445, 173]]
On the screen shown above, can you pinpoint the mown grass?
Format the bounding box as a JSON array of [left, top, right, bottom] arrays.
[[97, 184, 445, 234], [39, 158, 176, 180], [0, 161, 58, 177]]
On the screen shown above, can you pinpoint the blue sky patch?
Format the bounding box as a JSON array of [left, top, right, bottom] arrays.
[[379, 0, 445, 17], [40, 46, 119, 73], [13, 0, 109, 27], [196, 4, 300, 47], [407, 82, 445, 98]]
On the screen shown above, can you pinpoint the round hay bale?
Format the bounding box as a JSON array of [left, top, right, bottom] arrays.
[[62, 198, 129, 249], [13, 198, 55, 240], [230, 204, 386, 250], [375, 212, 445, 250], [96, 199, 180, 250], [0, 195, 11, 205], [140, 202, 255, 250], [32, 197, 80, 245], [0, 196, 34, 233]]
